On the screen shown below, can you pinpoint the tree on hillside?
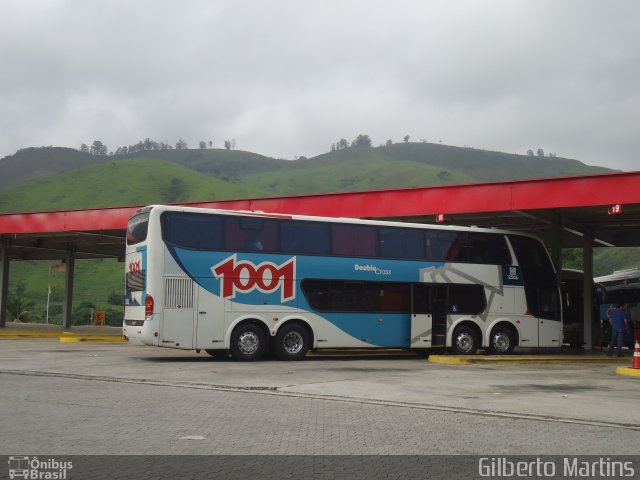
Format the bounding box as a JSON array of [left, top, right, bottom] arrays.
[[336, 138, 349, 150], [115, 146, 128, 155], [144, 138, 159, 151], [536, 148, 545, 157], [224, 140, 232, 150], [80, 144, 89, 153], [90, 140, 108, 155], [526, 149, 534, 156], [208, 140, 213, 148], [403, 135, 410, 143], [351, 134, 372, 147], [385, 139, 393, 146], [175, 139, 188, 150], [199, 141, 207, 150]]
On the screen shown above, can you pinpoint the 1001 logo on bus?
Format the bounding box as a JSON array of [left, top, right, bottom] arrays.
[[211, 255, 296, 302]]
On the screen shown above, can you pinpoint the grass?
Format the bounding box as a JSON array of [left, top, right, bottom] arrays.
[[0, 157, 268, 213]]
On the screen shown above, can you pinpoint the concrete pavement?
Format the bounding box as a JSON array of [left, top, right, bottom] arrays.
[[0, 339, 638, 430]]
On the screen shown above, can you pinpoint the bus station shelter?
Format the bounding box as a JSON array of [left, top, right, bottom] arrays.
[[1, 170, 640, 349]]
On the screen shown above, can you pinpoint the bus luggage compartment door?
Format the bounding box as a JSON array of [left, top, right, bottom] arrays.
[[161, 276, 195, 349]]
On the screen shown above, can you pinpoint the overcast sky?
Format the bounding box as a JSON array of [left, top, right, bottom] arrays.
[[1, 0, 638, 170]]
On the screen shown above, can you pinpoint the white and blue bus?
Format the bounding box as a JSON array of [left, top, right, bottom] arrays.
[[595, 269, 639, 348], [123, 205, 562, 360]]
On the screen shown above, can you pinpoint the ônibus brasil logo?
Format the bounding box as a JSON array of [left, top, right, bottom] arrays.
[[212, 255, 296, 302]]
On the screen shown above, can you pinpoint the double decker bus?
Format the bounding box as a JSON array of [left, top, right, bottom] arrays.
[[123, 205, 561, 360]]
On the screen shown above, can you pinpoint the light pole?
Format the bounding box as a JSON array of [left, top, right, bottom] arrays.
[[45, 261, 65, 324], [46, 264, 53, 324]]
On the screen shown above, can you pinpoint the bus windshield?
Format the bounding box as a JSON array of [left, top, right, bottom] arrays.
[[508, 235, 561, 321]]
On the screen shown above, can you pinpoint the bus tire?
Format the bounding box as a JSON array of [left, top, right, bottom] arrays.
[[272, 323, 310, 361], [205, 349, 229, 360], [488, 325, 516, 355], [451, 325, 479, 355], [230, 323, 266, 361]]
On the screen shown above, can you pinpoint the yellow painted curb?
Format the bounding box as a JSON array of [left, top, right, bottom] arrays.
[[1, 329, 123, 340], [428, 356, 473, 365], [428, 355, 630, 365], [0, 331, 61, 339], [616, 366, 640, 378], [0, 330, 125, 342], [59, 335, 126, 343]]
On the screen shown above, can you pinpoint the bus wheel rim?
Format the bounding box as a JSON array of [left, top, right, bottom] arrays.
[[283, 331, 303, 354], [456, 332, 474, 353], [238, 332, 260, 355], [492, 332, 510, 353]]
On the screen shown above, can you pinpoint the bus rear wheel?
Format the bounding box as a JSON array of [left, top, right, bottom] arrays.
[[205, 349, 229, 360], [488, 325, 516, 355], [451, 325, 479, 355], [272, 323, 310, 361], [230, 323, 266, 361]]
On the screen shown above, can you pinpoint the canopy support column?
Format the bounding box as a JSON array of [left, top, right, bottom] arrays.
[[0, 238, 10, 328], [582, 233, 594, 350], [62, 247, 76, 329]]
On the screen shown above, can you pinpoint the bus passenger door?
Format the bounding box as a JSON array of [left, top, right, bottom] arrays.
[[430, 285, 448, 347], [161, 276, 195, 349], [410, 284, 433, 348], [534, 287, 562, 347]]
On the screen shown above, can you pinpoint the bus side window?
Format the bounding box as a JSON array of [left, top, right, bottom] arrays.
[[444, 233, 467, 262], [163, 212, 223, 250], [281, 222, 330, 255], [331, 225, 377, 257], [379, 228, 424, 259], [225, 217, 279, 252]]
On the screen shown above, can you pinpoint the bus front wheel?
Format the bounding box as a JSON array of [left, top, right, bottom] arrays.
[[230, 323, 266, 361], [272, 323, 310, 361], [451, 325, 479, 355]]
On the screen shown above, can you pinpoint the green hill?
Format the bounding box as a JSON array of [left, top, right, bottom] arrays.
[[0, 142, 614, 198], [0, 147, 108, 189], [376, 143, 612, 180], [0, 157, 268, 213], [239, 147, 476, 195], [0, 147, 290, 191], [1, 143, 612, 213], [137, 148, 290, 180]]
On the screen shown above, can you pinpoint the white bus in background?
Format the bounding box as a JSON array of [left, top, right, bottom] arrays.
[[595, 269, 640, 348], [123, 205, 562, 360]]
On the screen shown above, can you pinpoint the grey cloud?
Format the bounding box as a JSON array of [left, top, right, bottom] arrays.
[[1, 0, 638, 170]]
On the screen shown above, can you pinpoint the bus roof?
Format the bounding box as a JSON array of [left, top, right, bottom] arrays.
[[594, 269, 640, 284]]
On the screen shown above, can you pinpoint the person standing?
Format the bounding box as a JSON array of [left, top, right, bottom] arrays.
[[607, 304, 629, 356]]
